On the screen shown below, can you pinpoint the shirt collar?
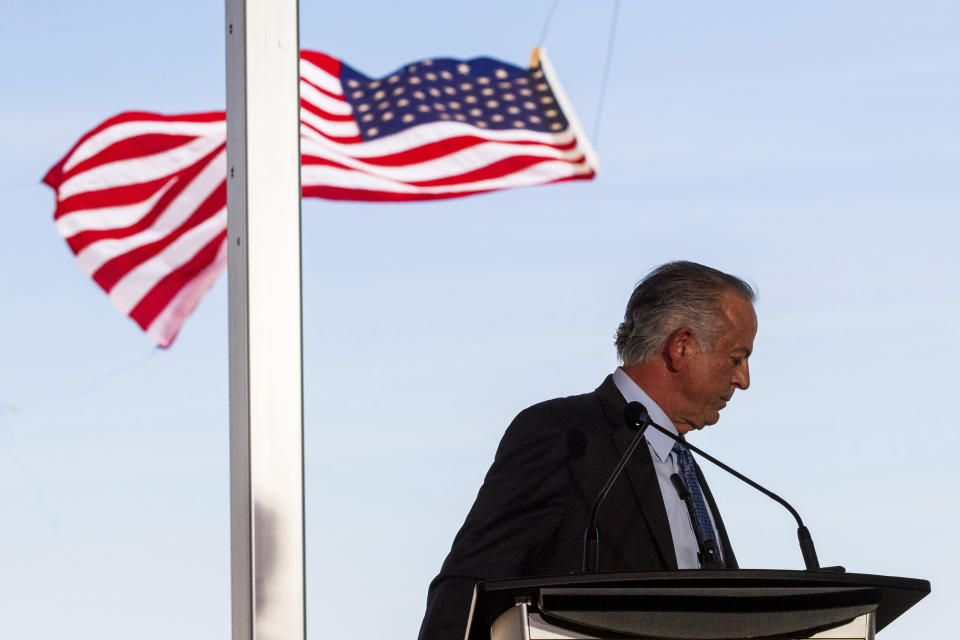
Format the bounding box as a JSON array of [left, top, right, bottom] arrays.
[[612, 367, 680, 464]]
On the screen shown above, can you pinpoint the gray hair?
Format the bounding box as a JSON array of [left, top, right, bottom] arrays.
[[615, 261, 756, 366]]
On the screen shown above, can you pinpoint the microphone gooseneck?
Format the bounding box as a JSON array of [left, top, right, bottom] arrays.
[[582, 402, 652, 572], [624, 401, 821, 571]]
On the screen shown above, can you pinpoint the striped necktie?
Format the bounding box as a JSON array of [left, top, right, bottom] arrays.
[[672, 439, 723, 566]]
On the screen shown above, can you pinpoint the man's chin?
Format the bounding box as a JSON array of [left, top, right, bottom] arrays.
[[679, 412, 720, 432]]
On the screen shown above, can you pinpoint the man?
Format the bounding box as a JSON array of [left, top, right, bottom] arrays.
[[418, 261, 758, 640]]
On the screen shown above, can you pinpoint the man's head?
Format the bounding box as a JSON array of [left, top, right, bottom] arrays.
[[616, 261, 757, 433]]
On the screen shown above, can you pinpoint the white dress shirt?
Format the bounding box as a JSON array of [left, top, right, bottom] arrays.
[[612, 368, 721, 569]]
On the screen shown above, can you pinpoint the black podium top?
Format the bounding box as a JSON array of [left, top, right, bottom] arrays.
[[467, 570, 930, 640]]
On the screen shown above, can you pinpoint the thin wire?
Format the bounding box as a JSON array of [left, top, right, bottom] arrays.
[[0, 412, 59, 529], [0, 347, 160, 528], [538, 0, 561, 45], [593, 0, 621, 147], [14, 347, 159, 409]]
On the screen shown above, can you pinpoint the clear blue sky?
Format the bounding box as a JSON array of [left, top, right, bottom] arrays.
[[1, 1, 957, 637]]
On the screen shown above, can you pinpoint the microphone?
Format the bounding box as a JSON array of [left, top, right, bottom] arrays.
[[624, 401, 822, 571], [581, 402, 653, 572]]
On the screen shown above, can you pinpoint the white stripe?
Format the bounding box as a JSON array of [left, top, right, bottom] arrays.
[[298, 119, 574, 159], [299, 59, 344, 96], [299, 81, 352, 115], [300, 137, 585, 183], [73, 150, 226, 276], [63, 119, 226, 173], [299, 108, 361, 138], [57, 134, 225, 201], [301, 158, 589, 195], [144, 237, 227, 348], [55, 178, 177, 238], [109, 207, 227, 314], [299, 125, 332, 145]]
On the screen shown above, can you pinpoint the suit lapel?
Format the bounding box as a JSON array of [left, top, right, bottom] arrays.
[[596, 376, 678, 570]]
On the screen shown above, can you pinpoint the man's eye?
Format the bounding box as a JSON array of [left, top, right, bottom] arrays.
[[731, 358, 742, 367]]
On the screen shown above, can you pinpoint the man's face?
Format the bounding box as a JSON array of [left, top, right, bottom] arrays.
[[674, 291, 757, 433]]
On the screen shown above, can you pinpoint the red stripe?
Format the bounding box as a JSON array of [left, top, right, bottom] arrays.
[[300, 120, 363, 145], [407, 154, 585, 188], [92, 180, 226, 292], [300, 153, 400, 185], [300, 153, 356, 172], [300, 77, 347, 102], [66, 142, 225, 254], [129, 229, 227, 332], [302, 170, 594, 202], [300, 50, 341, 78], [300, 97, 353, 122], [54, 175, 175, 220], [543, 172, 595, 185], [43, 111, 224, 190], [302, 133, 576, 168], [301, 185, 495, 201], [302, 151, 585, 189], [300, 153, 415, 186], [59, 134, 200, 184]]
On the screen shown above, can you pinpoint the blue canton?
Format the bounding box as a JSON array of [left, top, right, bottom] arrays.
[[339, 56, 569, 141]]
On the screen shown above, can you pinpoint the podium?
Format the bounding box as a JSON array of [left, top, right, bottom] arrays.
[[465, 570, 929, 640]]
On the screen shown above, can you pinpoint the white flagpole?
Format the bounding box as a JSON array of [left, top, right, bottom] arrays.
[[225, 0, 305, 639]]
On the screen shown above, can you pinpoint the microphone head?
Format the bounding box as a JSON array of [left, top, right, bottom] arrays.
[[624, 402, 650, 430]]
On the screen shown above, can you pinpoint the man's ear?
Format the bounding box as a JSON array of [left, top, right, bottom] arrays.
[[664, 328, 694, 372]]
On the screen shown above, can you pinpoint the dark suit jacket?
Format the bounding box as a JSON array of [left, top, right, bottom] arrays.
[[417, 375, 737, 640]]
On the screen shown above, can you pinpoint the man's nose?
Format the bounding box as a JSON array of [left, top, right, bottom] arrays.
[[734, 360, 750, 390]]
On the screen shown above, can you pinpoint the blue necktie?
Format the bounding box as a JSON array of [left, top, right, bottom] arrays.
[[672, 440, 723, 566]]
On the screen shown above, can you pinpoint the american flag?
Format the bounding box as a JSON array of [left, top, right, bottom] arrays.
[[43, 48, 597, 348]]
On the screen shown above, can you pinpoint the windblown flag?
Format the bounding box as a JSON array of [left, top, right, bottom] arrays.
[[43, 49, 597, 347]]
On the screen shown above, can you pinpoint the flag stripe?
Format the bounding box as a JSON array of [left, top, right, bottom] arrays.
[[60, 118, 226, 175], [67, 143, 226, 255], [406, 154, 586, 188], [300, 97, 354, 123], [299, 83, 353, 116], [302, 119, 576, 158], [73, 145, 225, 272], [94, 180, 226, 294], [111, 205, 227, 314], [299, 51, 342, 86], [302, 172, 591, 202], [300, 140, 586, 185], [56, 178, 177, 238], [57, 134, 225, 201], [300, 159, 592, 195], [60, 134, 199, 184], [300, 120, 364, 145], [132, 229, 227, 333], [54, 174, 179, 219], [143, 235, 227, 347], [304, 133, 577, 168], [300, 108, 361, 139], [301, 184, 495, 201], [44, 111, 224, 179], [300, 76, 348, 103]]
